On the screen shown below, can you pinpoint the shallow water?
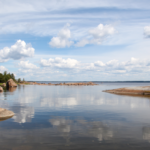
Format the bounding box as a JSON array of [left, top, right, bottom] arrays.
[[1, 82, 150, 149]]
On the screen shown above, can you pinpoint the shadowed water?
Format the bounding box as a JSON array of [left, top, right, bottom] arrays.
[[1, 82, 150, 149]]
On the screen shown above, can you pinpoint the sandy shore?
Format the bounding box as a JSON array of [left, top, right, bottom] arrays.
[[103, 86, 150, 95]]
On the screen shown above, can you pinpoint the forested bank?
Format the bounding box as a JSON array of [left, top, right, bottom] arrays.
[[0, 71, 24, 83]]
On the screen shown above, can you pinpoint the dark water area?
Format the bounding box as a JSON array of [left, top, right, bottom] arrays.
[[1, 82, 150, 149]]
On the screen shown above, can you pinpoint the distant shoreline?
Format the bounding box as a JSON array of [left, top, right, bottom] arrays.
[[20, 81, 98, 86], [27, 81, 150, 83]]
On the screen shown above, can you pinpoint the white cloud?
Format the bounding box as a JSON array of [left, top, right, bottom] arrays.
[[49, 24, 115, 48], [84, 57, 150, 75], [40, 57, 79, 69], [94, 61, 105, 67], [16, 57, 150, 81], [18, 61, 39, 69], [125, 57, 139, 65], [144, 26, 150, 38], [49, 24, 74, 48], [0, 40, 34, 62], [75, 39, 89, 47], [106, 59, 118, 66], [0, 0, 150, 15], [0, 66, 7, 73], [76, 24, 116, 47], [89, 24, 116, 44]]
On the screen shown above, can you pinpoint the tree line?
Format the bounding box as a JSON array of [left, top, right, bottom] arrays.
[[0, 71, 25, 83]]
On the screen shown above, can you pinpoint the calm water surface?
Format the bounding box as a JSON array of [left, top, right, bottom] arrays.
[[1, 82, 150, 149]]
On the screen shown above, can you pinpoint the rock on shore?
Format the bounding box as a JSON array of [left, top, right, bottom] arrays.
[[0, 86, 3, 92], [6, 79, 17, 88], [0, 108, 14, 120], [103, 86, 150, 95], [2, 83, 6, 87]]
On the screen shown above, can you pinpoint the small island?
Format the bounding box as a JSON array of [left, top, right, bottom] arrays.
[[26, 81, 97, 86], [103, 86, 150, 96]]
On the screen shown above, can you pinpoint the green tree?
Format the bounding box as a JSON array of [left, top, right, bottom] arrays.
[[0, 71, 24, 83], [18, 78, 21, 83], [0, 73, 5, 82], [3, 71, 7, 76], [10, 73, 15, 80]]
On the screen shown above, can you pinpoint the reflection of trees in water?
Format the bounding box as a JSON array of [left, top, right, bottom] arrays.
[[143, 127, 150, 142], [50, 117, 113, 143]]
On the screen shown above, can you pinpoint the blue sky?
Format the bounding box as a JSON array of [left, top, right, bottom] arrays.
[[0, 0, 150, 81]]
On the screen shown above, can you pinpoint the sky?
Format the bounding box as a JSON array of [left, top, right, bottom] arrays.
[[0, 0, 150, 81]]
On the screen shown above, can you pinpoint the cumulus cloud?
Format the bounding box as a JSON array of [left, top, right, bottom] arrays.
[[16, 57, 150, 80], [49, 24, 74, 48], [84, 57, 150, 75], [94, 61, 105, 67], [40, 57, 79, 69], [49, 24, 115, 48], [0, 40, 34, 62], [106, 59, 118, 67], [144, 26, 150, 38], [76, 24, 116, 47], [75, 39, 89, 47], [0, 66, 7, 73], [18, 61, 39, 69], [89, 24, 115, 44]]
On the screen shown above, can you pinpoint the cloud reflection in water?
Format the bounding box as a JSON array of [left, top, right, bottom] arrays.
[[143, 127, 150, 142], [41, 97, 78, 108], [50, 117, 113, 142], [12, 106, 34, 123]]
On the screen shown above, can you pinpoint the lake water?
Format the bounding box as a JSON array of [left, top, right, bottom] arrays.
[[1, 82, 150, 150]]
